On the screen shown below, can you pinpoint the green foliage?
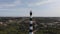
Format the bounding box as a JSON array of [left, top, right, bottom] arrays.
[[0, 22, 28, 34], [0, 17, 60, 34]]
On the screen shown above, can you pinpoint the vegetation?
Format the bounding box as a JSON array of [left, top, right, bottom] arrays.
[[0, 17, 60, 34]]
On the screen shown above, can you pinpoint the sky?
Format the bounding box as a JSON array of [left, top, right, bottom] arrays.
[[0, 0, 60, 17]]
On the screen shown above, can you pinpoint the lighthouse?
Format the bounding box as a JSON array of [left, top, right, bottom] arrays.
[[29, 10, 33, 34]]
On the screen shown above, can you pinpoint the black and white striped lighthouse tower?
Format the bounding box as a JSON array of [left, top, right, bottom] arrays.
[[29, 10, 33, 34]]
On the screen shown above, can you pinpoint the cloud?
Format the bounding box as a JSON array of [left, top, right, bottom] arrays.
[[0, 0, 21, 9], [1, 0, 60, 17], [0, 8, 30, 17], [28, 0, 57, 7], [0, 4, 15, 9], [28, 0, 60, 17], [13, 0, 21, 5]]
